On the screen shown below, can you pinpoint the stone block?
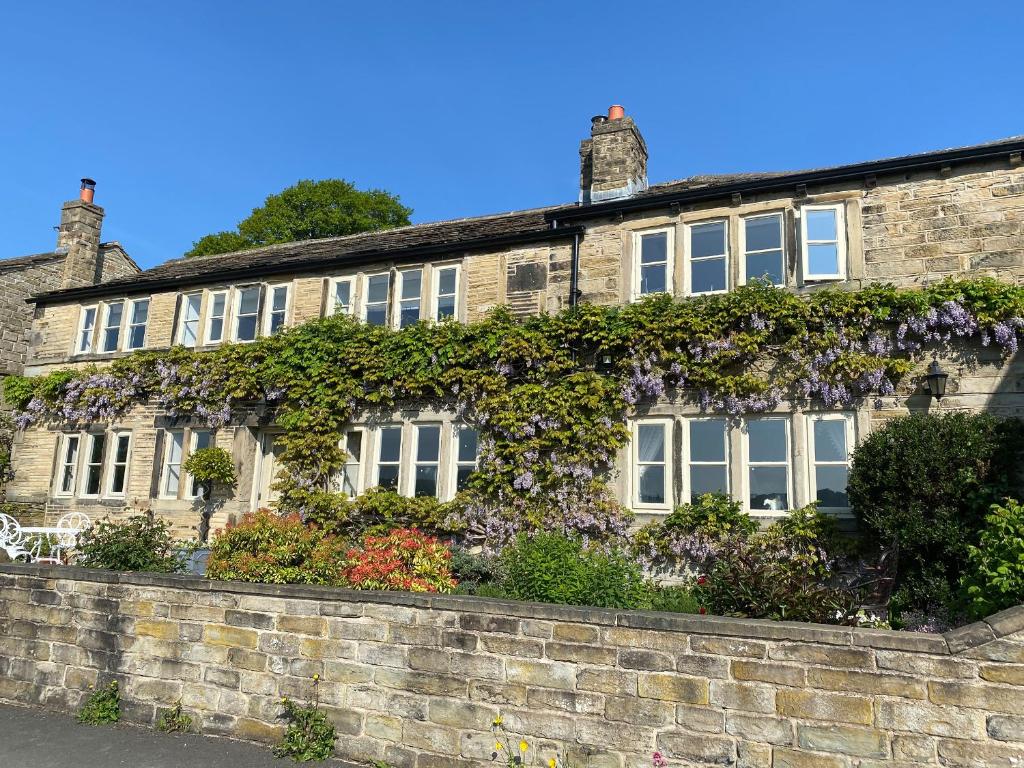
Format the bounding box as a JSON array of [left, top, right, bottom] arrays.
[[402, 719, 461, 753], [797, 724, 888, 757], [276, 615, 326, 636], [929, 680, 1024, 713], [979, 664, 1024, 685], [506, 659, 576, 690], [732, 660, 805, 687], [806, 667, 926, 698], [771, 747, 845, 768], [604, 695, 674, 726], [427, 698, 497, 728], [479, 633, 543, 658], [526, 687, 604, 715], [689, 636, 766, 658], [469, 680, 528, 707], [725, 712, 793, 746], [133, 619, 180, 641], [768, 643, 874, 669], [776, 690, 872, 725], [937, 737, 1024, 767], [618, 648, 673, 671], [655, 732, 735, 766], [544, 641, 616, 665], [637, 672, 708, 704], [224, 610, 275, 630], [203, 624, 257, 649], [987, 714, 1024, 742], [875, 700, 985, 739], [709, 681, 776, 714]]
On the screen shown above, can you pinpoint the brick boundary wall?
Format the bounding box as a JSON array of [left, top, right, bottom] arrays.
[[1, 564, 1023, 767]]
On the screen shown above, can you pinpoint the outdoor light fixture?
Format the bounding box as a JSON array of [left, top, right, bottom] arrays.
[[596, 353, 616, 374], [924, 359, 948, 401]]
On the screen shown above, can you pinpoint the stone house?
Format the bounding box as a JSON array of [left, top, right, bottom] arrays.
[[5, 109, 1024, 536]]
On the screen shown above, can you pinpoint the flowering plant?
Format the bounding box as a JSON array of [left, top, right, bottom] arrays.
[[342, 527, 457, 593]]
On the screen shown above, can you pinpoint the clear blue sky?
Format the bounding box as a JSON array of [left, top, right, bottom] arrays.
[[2, 1, 1021, 270]]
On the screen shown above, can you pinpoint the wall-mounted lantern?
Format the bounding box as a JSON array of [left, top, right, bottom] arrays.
[[924, 360, 948, 401]]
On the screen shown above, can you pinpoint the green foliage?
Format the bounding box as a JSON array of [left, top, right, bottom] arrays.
[[274, 677, 337, 762], [499, 532, 650, 609], [450, 547, 502, 593], [186, 179, 412, 257], [633, 493, 757, 565], [960, 499, 1024, 620], [849, 412, 1024, 612], [0, 411, 13, 486], [3, 375, 35, 412], [182, 446, 237, 487], [648, 584, 702, 614], [304, 487, 454, 537], [206, 510, 347, 585], [155, 701, 193, 733], [76, 516, 185, 573], [77, 681, 120, 725], [342, 527, 457, 593]]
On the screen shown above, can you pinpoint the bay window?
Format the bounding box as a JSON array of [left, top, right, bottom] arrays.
[[743, 213, 785, 286], [52, 430, 132, 499], [745, 418, 791, 512], [687, 220, 728, 295], [801, 204, 846, 280], [633, 229, 671, 299]]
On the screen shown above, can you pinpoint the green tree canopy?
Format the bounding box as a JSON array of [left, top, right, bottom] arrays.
[[186, 179, 412, 257]]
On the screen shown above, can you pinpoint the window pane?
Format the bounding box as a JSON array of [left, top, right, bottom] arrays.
[[691, 222, 725, 259], [209, 317, 224, 341], [438, 268, 457, 295], [690, 420, 725, 462], [457, 429, 478, 462], [131, 300, 150, 324], [639, 263, 666, 294], [86, 466, 102, 495], [815, 465, 849, 508], [399, 301, 419, 328], [211, 293, 226, 317], [637, 424, 665, 462], [416, 426, 440, 462], [345, 431, 362, 462], [367, 274, 390, 303], [401, 270, 422, 301], [745, 215, 782, 251], [377, 465, 399, 490], [111, 465, 127, 494], [691, 465, 728, 498], [82, 308, 96, 329], [181, 322, 198, 347], [106, 303, 124, 327], [808, 244, 840, 275], [436, 295, 456, 320], [365, 304, 387, 327], [193, 431, 212, 451], [414, 466, 438, 497], [129, 325, 147, 349], [239, 288, 260, 315], [456, 466, 474, 492], [640, 232, 668, 264], [165, 466, 181, 496], [269, 312, 285, 334], [236, 315, 258, 341], [342, 465, 359, 496], [806, 209, 837, 241], [747, 420, 787, 462], [379, 427, 401, 462], [272, 287, 288, 312], [749, 466, 788, 511], [115, 435, 131, 462], [89, 434, 105, 463], [335, 282, 351, 310], [813, 420, 847, 462], [103, 327, 120, 351], [638, 465, 665, 504], [745, 250, 784, 285], [64, 437, 79, 464], [183, 296, 200, 322], [167, 433, 183, 463], [691, 257, 726, 293]]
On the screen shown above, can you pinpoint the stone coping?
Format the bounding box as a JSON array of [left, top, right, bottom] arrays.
[[4, 562, 1022, 655]]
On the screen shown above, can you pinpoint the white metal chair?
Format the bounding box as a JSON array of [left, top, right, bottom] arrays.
[[34, 512, 92, 564], [0, 513, 32, 562]]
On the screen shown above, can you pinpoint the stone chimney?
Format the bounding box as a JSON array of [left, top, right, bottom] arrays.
[[57, 178, 104, 288], [579, 105, 648, 204]]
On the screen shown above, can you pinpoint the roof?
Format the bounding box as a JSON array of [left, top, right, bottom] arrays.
[[32, 133, 1024, 305], [0, 251, 63, 273]]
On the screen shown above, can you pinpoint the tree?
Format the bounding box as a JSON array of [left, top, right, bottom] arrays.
[[186, 179, 412, 257]]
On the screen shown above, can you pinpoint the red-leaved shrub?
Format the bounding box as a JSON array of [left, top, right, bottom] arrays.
[[342, 528, 457, 593]]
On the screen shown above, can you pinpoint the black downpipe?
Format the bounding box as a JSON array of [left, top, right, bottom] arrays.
[[569, 232, 581, 308]]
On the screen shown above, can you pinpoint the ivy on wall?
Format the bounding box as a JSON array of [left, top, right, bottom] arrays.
[[6, 278, 1024, 547]]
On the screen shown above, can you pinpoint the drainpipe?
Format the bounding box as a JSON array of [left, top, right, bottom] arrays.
[[569, 232, 581, 308]]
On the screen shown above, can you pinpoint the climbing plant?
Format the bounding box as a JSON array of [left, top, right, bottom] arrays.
[[6, 277, 1024, 549]]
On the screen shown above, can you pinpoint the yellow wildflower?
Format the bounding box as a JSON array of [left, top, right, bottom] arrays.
[[520, 741, 529, 752], [492, 716, 502, 727], [549, 759, 557, 768], [495, 742, 504, 751]]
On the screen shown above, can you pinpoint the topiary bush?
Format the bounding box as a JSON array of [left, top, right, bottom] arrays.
[[959, 498, 1024, 621], [848, 412, 1024, 614], [341, 527, 457, 593], [76, 515, 185, 573], [206, 509, 347, 585], [499, 532, 650, 609], [181, 446, 237, 489]]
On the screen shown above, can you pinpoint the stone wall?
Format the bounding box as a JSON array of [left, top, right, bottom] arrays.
[[0, 254, 67, 378], [2, 564, 1023, 767]]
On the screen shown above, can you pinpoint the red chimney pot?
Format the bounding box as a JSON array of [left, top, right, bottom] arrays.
[[80, 178, 96, 204], [608, 105, 625, 121]]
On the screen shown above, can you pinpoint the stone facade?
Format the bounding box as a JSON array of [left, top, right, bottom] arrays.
[[2, 564, 1024, 767]]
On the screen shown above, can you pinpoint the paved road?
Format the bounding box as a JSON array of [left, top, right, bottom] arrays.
[[0, 703, 352, 767]]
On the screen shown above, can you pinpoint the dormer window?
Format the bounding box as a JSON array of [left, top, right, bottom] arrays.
[[801, 204, 847, 281]]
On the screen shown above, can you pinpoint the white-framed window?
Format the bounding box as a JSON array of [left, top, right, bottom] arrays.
[[177, 293, 203, 347], [161, 430, 185, 498], [187, 429, 213, 499], [432, 265, 460, 321], [340, 428, 365, 498], [452, 425, 478, 495], [395, 268, 423, 329], [632, 419, 672, 509], [744, 417, 791, 513], [205, 290, 228, 344], [105, 432, 132, 497], [742, 213, 785, 287], [330, 277, 355, 316], [685, 418, 729, 502], [56, 434, 81, 496], [265, 284, 290, 335], [633, 229, 673, 299], [374, 425, 402, 490], [807, 414, 853, 512], [363, 273, 390, 327], [234, 286, 261, 342], [126, 299, 149, 350], [80, 433, 107, 498], [687, 220, 728, 295], [100, 301, 124, 353], [412, 424, 441, 497], [801, 203, 847, 281], [76, 306, 97, 354]]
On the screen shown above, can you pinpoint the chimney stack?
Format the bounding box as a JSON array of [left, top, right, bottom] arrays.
[[57, 178, 105, 288], [579, 105, 648, 204]]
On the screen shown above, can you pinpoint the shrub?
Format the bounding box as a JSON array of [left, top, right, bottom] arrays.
[[156, 701, 193, 733], [76, 515, 185, 573], [181, 447, 237, 488], [632, 493, 757, 568], [274, 676, 337, 762], [848, 412, 1024, 612], [77, 681, 120, 725], [449, 547, 502, 593], [648, 584, 701, 614], [499, 532, 650, 609], [207, 510, 347, 585], [960, 499, 1024, 621], [342, 528, 456, 593], [302, 487, 453, 538]]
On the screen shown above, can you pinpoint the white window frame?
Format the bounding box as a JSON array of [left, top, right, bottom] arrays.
[[232, 285, 262, 343], [800, 203, 847, 281], [125, 298, 150, 351], [76, 306, 98, 354], [264, 283, 291, 336], [373, 424, 403, 491], [740, 212, 786, 287], [329, 277, 356, 317], [339, 427, 366, 498], [630, 418, 673, 511], [430, 264, 461, 322], [160, 429, 186, 500], [186, 429, 213, 499], [99, 301, 124, 354], [205, 290, 228, 344], [742, 417, 792, 515], [450, 424, 479, 499], [411, 423, 442, 498], [632, 228, 674, 301], [55, 434, 81, 497], [806, 413, 855, 514], [78, 432, 108, 499], [177, 293, 203, 347], [393, 267, 424, 330], [104, 431, 132, 498], [685, 219, 729, 296], [682, 417, 730, 503], [361, 272, 391, 326]]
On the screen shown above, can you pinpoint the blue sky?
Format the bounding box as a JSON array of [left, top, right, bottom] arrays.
[[2, 1, 1021, 270]]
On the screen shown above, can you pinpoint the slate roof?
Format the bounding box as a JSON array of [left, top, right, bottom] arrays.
[[0, 251, 63, 273]]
